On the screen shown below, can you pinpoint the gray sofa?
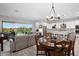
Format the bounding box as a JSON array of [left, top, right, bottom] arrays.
[[10, 34, 35, 52]]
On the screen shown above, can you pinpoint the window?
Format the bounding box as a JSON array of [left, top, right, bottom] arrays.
[[3, 22, 33, 35]]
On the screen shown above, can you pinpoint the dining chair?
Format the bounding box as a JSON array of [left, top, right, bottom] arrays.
[[45, 32, 52, 43], [67, 32, 76, 56], [45, 32, 52, 39], [48, 40, 71, 56], [35, 35, 47, 56]]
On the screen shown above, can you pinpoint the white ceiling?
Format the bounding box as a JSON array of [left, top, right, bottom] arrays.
[[0, 3, 79, 21]]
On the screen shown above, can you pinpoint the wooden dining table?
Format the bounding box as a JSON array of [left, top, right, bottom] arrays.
[[40, 38, 71, 56]]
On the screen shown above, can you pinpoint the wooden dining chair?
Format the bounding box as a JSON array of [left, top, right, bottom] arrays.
[[67, 32, 76, 56], [45, 32, 52, 42], [45, 32, 52, 39], [35, 35, 47, 56], [48, 40, 71, 56]]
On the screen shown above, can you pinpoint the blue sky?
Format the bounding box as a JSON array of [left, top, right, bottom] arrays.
[[3, 22, 32, 28]]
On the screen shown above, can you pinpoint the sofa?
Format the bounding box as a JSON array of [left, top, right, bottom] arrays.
[[10, 34, 36, 52]]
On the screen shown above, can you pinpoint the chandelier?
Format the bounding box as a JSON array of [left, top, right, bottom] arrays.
[[46, 3, 60, 22]]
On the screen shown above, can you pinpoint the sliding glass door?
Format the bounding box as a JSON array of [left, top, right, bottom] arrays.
[[3, 22, 33, 35]]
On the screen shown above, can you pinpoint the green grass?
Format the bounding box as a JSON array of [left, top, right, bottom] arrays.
[[3, 27, 32, 34]]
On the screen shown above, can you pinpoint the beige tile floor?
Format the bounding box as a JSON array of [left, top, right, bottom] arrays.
[[1, 36, 79, 56]]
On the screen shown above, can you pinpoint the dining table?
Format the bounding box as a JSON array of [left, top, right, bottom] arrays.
[[39, 38, 71, 56]]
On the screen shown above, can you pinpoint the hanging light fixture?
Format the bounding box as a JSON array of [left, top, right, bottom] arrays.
[[46, 3, 60, 22]]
